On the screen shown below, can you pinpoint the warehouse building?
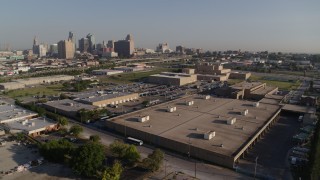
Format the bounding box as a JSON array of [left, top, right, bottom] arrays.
[[42, 99, 96, 119], [71, 91, 139, 107], [0, 102, 37, 123], [214, 82, 278, 100], [4, 117, 58, 137], [105, 95, 281, 168], [0, 75, 74, 90], [229, 72, 251, 80], [91, 69, 123, 76], [148, 72, 197, 86]]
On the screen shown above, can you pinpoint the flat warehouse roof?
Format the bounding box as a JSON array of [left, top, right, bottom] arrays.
[[43, 99, 96, 111], [108, 95, 281, 157], [6, 117, 57, 133], [231, 82, 264, 90], [0, 102, 37, 123]]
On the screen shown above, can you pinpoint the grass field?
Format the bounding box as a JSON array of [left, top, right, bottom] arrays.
[[249, 75, 300, 90], [99, 68, 179, 83], [4, 84, 64, 99], [227, 79, 244, 85]]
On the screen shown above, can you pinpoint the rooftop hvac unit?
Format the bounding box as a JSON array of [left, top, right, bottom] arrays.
[[227, 117, 236, 125], [137, 115, 150, 123], [167, 106, 177, 113], [186, 101, 194, 106], [241, 109, 249, 116], [203, 130, 215, 140], [253, 102, 259, 107], [204, 95, 210, 100]]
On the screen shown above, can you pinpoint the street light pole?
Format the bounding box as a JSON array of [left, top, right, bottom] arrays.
[[254, 156, 258, 180]]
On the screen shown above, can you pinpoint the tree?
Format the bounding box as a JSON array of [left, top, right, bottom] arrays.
[[58, 117, 68, 127], [309, 80, 314, 92], [90, 135, 101, 142], [77, 108, 90, 123], [39, 139, 75, 163], [142, 149, 164, 172], [109, 140, 140, 165], [109, 140, 128, 158], [102, 160, 123, 180], [69, 125, 83, 137], [123, 145, 141, 165], [71, 142, 105, 177]]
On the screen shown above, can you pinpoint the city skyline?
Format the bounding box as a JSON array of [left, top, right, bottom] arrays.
[[0, 0, 319, 53]]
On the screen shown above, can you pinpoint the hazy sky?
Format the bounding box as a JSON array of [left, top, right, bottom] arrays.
[[0, 0, 319, 53]]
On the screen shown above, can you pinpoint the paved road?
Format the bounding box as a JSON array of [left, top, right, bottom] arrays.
[[66, 119, 250, 180], [237, 115, 301, 180]]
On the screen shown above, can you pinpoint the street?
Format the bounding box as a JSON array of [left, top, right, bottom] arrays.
[[67, 119, 251, 180]]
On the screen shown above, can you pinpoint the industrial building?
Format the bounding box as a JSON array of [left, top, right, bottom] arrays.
[[148, 72, 197, 86], [4, 117, 58, 137], [229, 72, 251, 80], [105, 95, 281, 168], [195, 63, 231, 81], [71, 91, 139, 107], [0, 102, 37, 123], [0, 75, 74, 90], [42, 99, 96, 119], [0, 101, 57, 137], [91, 69, 123, 76], [214, 82, 278, 100]]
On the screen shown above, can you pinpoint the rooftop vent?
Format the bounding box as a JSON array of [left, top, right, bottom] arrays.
[[241, 109, 249, 116], [137, 115, 150, 123], [203, 130, 215, 140], [204, 95, 210, 100], [186, 101, 194, 106], [167, 106, 177, 113], [253, 102, 259, 107], [227, 117, 236, 125]]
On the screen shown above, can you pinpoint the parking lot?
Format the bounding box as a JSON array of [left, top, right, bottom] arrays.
[[0, 137, 40, 176], [237, 114, 301, 179]]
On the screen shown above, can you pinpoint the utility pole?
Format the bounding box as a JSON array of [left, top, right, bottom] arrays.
[[194, 160, 197, 178], [254, 156, 258, 180], [124, 120, 127, 137]]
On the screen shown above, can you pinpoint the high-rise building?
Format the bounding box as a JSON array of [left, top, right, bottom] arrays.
[[38, 44, 47, 57], [86, 33, 95, 53], [32, 36, 39, 55], [58, 39, 75, 59], [176, 46, 185, 54], [156, 43, 169, 53], [78, 38, 90, 53], [49, 44, 58, 55], [114, 34, 134, 58], [107, 40, 115, 49], [68, 31, 76, 49]]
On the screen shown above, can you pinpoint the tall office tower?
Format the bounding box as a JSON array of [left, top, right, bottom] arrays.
[[49, 44, 58, 55], [58, 39, 75, 59], [38, 44, 47, 57], [78, 38, 89, 53], [114, 34, 134, 58], [156, 43, 169, 53], [176, 45, 185, 54], [32, 36, 39, 54], [68, 31, 76, 49], [86, 33, 95, 53], [102, 41, 106, 47], [107, 40, 114, 49]]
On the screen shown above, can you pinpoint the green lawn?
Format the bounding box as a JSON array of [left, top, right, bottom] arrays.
[[227, 79, 244, 85], [4, 84, 64, 99], [249, 75, 300, 91], [99, 68, 179, 83]]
